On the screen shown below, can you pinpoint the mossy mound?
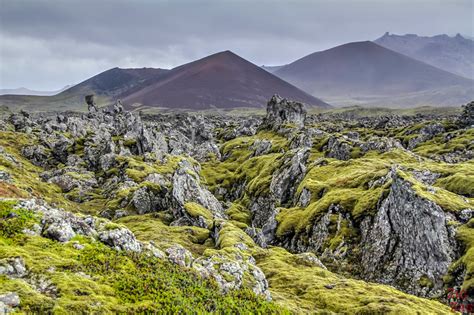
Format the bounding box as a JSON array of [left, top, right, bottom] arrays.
[[256, 247, 451, 314]]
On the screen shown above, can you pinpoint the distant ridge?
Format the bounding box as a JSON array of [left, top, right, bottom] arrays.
[[273, 41, 473, 107], [261, 65, 285, 73], [0, 85, 72, 96], [375, 32, 474, 79], [123, 50, 329, 109], [58, 67, 170, 101]]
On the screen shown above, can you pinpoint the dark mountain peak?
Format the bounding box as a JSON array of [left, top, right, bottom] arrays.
[[273, 40, 473, 106], [215, 49, 236, 56], [122, 51, 330, 109], [331, 40, 381, 51]]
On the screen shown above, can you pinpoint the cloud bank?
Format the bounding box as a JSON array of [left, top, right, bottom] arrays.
[[0, 0, 472, 89]]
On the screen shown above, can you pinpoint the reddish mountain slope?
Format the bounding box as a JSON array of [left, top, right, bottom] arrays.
[[123, 51, 330, 109], [274, 41, 473, 101]]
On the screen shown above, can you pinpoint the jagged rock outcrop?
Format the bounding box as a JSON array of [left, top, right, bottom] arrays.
[[260, 95, 306, 130], [407, 123, 445, 149], [251, 139, 272, 156], [248, 148, 309, 246], [85, 94, 98, 113], [171, 160, 224, 226], [277, 204, 347, 256], [275, 169, 460, 298], [324, 136, 352, 160], [270, 148, 309, 206], [16, 199, 142, 252], [360, 172, 457, 297], [458, 101, 474, 127]]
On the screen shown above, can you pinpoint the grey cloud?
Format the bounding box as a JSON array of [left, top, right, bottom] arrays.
[[0, 0, 472, 89]]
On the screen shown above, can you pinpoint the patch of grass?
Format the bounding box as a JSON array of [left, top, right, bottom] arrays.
[[0, 234, 282, 314]]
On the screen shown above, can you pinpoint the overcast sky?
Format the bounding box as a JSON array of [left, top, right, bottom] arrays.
[[0, 0, 472, 90]]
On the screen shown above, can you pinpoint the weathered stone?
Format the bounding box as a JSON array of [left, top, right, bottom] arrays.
[[260, 95, 306, 130], [270, 148, 309, 206], [0, 292, 20, 308], [132, 187, 153, 214], [295, 253, 327, 269], [360, 173, 456, 297], [166, 244, 194, 267], [172, 160, 224, 220], [85, 94, 98, 113], [0, 257, 27, 278], [192, 252, 271, 300], [143, 242, 166, 259], [98, 227, 142, 252], [0, 170, 11, 183], [325, 136, 352, 161], [458, 101, 474, 127], [407, 123, 444, 150]]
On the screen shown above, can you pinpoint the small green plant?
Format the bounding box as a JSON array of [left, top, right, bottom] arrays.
[[0, 201, 36, 237]]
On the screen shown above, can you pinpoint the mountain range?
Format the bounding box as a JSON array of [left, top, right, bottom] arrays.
[[374, 32, 474, 80], [0, 86, 72, 96], [0, 51, 327, 111], [1, 34, 473, 111]]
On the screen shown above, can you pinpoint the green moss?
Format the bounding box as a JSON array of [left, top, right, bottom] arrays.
[[123, 138, 137, 147], [399, 170, 472, 213], [117, 214, 211, 255], [116, 154, 186, 183], [0, 277, 55, 313], [184, 202, 213, 227], [418, 275, 434, 288], [0, 200, 37, 237], [216, 221, 256, 250], [255, 247, 451, 314], [414, 128, 474, 157], [104, 222, 125, 230], [202, 130, 288, 196], [436, 173, 474, 197], [0, 234, 282, 314], [0, 131, 91, 213], [276, 157, 390, 238], [226, 202, 251, 226], [447, 219, 474, 293]]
